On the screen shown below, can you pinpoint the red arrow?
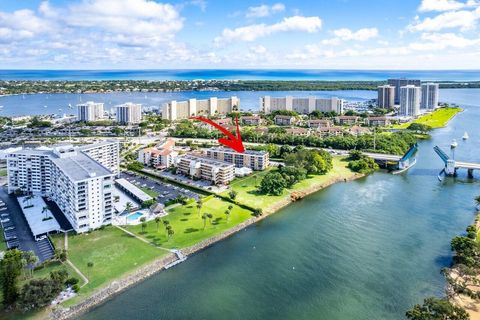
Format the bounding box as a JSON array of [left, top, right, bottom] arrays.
[[190, 116, 245, 153]]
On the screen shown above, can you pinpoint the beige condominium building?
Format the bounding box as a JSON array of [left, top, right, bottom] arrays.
[[162, 96, 240, 121], [261, 96, 343, 114], [205, 147, 269, 170], [377, 85, 395, 108], [176, 154, 234, 185], [137, 139, 178, 169]]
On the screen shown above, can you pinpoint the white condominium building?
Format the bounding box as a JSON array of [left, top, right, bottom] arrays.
[[205, 147, 269, 170], [7, 142, 119, 233], [77, 101, 104, 122], [377, 85, 395, 108], [421, 83, 439, 110], [137, 139, 178, 169], [399, 85, 421, 117], [261, 96, 343, 114], [162, 96, 240, 121], [176, 154, 234, 185], [116, 102, 142, 124], [79, 140, 120, 174]]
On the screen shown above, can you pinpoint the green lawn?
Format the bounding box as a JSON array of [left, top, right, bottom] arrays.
[[140, 186, 159, 198], [50, 226, 168, 306], [221, 157, 356, 211], [124, 197, 253, 249], [393, 107, 462, 129], [0, 228, 7, 252]]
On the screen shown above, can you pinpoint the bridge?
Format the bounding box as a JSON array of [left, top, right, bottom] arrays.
[[363, 144, 418, 173], [433, 145, 480, 178]]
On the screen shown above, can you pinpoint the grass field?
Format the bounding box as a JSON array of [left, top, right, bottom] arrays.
[[140, 186, 159, 198], [221, 157, 356, 211], [51, 226, 168, 306], [124, 197, 253, 249], [0, 228, 7, 252], [393, 107, 462, 129]]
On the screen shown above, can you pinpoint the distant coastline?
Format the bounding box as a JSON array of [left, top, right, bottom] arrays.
[[1, 69, 480, 81], [2, 79, 480, 96]]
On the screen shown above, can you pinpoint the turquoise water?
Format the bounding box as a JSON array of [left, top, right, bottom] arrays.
[[127, 212, 143, 221], [1, 69, 480, 81], [78, 90, 480, 320]]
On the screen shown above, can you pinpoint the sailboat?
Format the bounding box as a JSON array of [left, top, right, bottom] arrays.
[[451, 139, 458, 148], [462, 132, 469, 140]]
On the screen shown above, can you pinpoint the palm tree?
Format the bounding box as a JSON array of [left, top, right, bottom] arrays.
[[224, 209, 230, 222], [207, 213, 213, 225], [41, 206, 50, 219], [155, 216, 161, 232], [165, 225, 172, 237], [196, 199, 203, 217], [163, 220, 170, 227], [141, 222, 147, 233], [125, 202, 133, 213], [228, 205, 233, 211], [167, 228, 174, 240], [23, 251, 38, 278], [202, 213, 208, 230], [87, 261, 94, 278]]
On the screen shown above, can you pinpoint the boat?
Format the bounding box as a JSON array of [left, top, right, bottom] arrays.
[[462, 132, 469, 140], [451, 139, 458, 148]]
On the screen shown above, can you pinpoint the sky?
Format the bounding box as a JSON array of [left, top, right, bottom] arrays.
[[0, 0, 480, 69]]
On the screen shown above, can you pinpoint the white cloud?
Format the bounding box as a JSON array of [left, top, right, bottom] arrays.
[[408, 7, 480, 31], [67, 0, 183, 38], [332, 28, 379, 41], [214, 15, 322, 44], [418, 0, 471, 12], [246, 3, 285, 18]]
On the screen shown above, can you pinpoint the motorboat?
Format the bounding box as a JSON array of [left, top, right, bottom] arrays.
[[451, 139, 458, 148], [462, 132, 469, 140]]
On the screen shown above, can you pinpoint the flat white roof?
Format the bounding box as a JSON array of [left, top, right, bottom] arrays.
[[114, 178, 153, 202], [18, 195, 60, 236]]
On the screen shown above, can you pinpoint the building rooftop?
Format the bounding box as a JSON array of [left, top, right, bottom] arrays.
[[207, 147, 268, 156], [51, 152, 113, 182], [115, 178, 153, 203], [18, 195, 61, 236], [79, 140, 118, 151], [182, 154, 234, 168]]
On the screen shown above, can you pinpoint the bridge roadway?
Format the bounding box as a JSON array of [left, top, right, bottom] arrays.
[[362, 152, 402, 162], [455, 161, 480, 170]]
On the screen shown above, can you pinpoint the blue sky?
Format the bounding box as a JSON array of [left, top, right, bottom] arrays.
[[0, 0, 479, 69]]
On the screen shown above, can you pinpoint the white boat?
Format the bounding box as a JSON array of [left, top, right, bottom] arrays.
[[462, 132, 469, 140], [451, 139, 458, 148]]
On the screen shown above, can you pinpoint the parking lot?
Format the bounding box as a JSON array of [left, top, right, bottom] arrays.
[[120, 171, 199, 205], [0, 188, 55, 262]]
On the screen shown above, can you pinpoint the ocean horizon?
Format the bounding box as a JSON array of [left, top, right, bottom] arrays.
[[1, 69, 480, 81]]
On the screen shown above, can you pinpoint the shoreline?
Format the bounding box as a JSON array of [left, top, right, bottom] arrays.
[[50, 172, 365, 320]]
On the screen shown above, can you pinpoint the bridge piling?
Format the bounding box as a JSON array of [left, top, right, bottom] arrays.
[[468, 169, 474, 178]]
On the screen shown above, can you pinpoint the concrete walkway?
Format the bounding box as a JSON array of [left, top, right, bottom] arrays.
[[114, 225, 171, 251], [66, 259, 89, 288]]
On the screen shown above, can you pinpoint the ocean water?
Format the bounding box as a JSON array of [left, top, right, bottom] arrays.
[[79, 89, 480, 320], [0, 69, 480, 81]]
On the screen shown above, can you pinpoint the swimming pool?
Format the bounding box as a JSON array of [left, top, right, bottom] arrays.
[[127, 212, 144, 221]]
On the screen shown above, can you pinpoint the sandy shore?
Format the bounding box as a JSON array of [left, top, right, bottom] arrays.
[[448, 212, 480, 319], [50, 172, 365, 320]]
